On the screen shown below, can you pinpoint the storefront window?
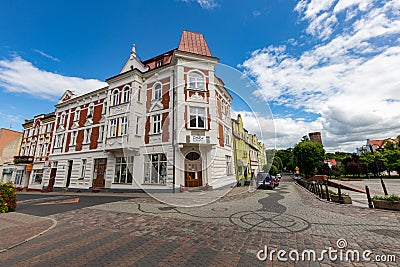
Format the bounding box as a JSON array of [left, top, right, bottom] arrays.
[[144, 153, 167, 184], [15, 170, 24, 186], [32, 170, 43, 184], [114, 156, 134, 184]]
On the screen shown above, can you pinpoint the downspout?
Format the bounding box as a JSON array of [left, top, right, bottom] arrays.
[[172, 68, 176, 193]]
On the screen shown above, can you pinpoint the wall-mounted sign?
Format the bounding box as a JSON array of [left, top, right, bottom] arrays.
[[191, 135, 206, 144], [26, 164, 33, 172]]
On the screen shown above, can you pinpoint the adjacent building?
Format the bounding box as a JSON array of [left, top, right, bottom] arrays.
[[0, 128, 22, 183], [12, 113, 56, 190]]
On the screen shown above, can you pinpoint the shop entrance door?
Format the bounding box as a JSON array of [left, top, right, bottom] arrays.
[[92, 158, 107, 189], [184, 152, 202, 187]]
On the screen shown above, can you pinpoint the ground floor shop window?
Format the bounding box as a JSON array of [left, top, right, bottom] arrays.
[[144, 153, 167, 184], [114, 156, 134, 183], [31, 169, 43, 184], [15, 170, 24, 185]]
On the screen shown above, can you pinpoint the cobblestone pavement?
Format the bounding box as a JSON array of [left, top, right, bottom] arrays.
[[338, 179, 400, 207], [1, 177, 399, 266]]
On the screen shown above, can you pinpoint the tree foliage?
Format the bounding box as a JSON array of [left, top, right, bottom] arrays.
[[293, 140, 325, 178]]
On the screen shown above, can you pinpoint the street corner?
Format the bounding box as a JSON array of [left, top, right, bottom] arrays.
[[0, 212, 57, 252]]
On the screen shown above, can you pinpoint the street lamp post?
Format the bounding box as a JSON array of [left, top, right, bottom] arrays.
[[368, 144, 388, 196]]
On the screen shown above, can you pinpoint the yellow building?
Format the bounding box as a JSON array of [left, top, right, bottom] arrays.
[[231, 115, 251, 185]]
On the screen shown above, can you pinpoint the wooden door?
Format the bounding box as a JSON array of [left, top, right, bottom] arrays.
[[92, 158, 107, 189]]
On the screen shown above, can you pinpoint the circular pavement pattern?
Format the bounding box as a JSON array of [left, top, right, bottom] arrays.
[[229, 211, 310, 233]]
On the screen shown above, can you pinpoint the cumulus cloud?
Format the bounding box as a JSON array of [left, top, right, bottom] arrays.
[[0, 56, 107, 101], [242, 0, 400, 152]]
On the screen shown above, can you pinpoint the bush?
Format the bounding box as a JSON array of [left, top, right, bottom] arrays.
[[372, 194, 400, 202], [0, 182, 17, 213]]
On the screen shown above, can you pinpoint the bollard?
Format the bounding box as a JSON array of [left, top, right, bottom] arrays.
[[365, 185, 374, 208], [380, 177, 388, 196], [338, 185, 343, 204], [320, 184, 324, 198], [325, 184, 330, 201]]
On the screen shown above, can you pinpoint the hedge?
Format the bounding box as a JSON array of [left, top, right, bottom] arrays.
[[0, 182, 17, 213]]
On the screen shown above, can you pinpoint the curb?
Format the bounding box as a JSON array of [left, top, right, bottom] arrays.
[[0, 217, 58, 253]]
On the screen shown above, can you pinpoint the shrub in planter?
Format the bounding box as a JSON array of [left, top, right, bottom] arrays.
[[372, 195, 400, 211], [330, 191, 352, 204], [0, 182, 17, 213]]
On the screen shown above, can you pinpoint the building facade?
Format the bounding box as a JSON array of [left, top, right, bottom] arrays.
[[43, 30, 235, 192], [12, 113, 55, 190], [0, 128, 22, 183]]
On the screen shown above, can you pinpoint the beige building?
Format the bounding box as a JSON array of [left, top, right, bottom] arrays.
[[0, 128, 22, 183]]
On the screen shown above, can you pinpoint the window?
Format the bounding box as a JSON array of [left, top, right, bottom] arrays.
[[144, 154, 167, 184], [102, 102, 107, 115], [114, 156, 134, 184], [188, 71, 205, 90], [88, 104, 94, 118], [137, 86, 141, 102], [31, 170, 43, 184], [189, 107, 205, 129], [156, 59, 163, 67], [112, 90, 120, 106], [74, 108, 80, 122], [123, 86, 130, 103], [153, 83, 162, 100], [43, 143, 48, 156], [80, 159, 87, 179], [99, 125, 105, 141], [109, 119, 117, 137], [56, 134, 63, 148], [84, 128, 91, 144], [224, 127, 230, 146], [135, 117, 140, 135], [34, 126, 39, 135], [60, 113, 66, 126], [226, 155, 233, 175], [38, 144, 43, 157], [20, 147, 25, 156], [15, 170, 24, 186], [152, 114, 161, 134], [120, 117, 128, 136], [71, 131, 77, 145]]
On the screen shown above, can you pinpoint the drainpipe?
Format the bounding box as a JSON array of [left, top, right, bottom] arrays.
[[172, 68, 176, 193]]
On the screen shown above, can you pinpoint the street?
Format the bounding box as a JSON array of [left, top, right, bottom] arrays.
[[1, 175, 399, 266]]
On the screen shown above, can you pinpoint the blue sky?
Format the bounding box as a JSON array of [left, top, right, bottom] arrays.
[[1, 0, 400, 152]]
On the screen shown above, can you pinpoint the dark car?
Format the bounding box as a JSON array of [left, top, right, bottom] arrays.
[[256, 172, 275, 189]]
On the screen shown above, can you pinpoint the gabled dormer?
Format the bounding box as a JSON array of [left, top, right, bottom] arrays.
[[120, 45, 148, 74], [59, 90, 76, 104]]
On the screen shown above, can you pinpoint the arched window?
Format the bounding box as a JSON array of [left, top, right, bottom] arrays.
[[60, 112, 66, 126], [153, 83, 162, 100], [74, 108, 80, 122], [123, 86, 130, 103], [112, 90, 120, 106], [186, 152, 200, 161], [188, 71, 205, 90]]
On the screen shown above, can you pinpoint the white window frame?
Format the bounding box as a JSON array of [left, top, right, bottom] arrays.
[[153, 83, 162, 100], [109, 119, 117, 137], [120, 116, 128, 136], [88, 104, 94, 117], [144, 154, 167, 184], [112, 89, 120, 106], [123, 86, 130, 103], [74, 108, 80, 122], [224, 127, 230, 146], [60, 112, 66, 126], [31, 169, 43, 184], [114, 156, 134, 184], [188, 71, 205, 90], [137, 86, 141, 102], [135, 117, 140, 135], [56, 134, 63, 148], [102, 101, 107, 115], [71, 131, 77, 146], [84, 128, 92, 144], [152, 114, 161, 134], [189, 107, 206, 129], [99, 125, 105, 141], [80, 159, 87, 179]]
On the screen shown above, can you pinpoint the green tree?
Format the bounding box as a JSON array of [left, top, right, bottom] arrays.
[[276, 148, 293, 171], [272, 155, 283, 172], [331, 165, 344, 178], [293, 140, 325, 178], [383, 150, 400, 177], [269, 165, 279, 176]]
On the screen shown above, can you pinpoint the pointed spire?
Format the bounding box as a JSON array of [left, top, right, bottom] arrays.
[[130, 44, 136, 59]]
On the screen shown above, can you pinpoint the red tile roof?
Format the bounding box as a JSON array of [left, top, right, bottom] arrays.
[[178, 30, 212, 57]]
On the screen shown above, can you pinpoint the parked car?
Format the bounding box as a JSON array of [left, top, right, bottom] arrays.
[[256, 172, 275, 189], [276, 173, 282, 180]]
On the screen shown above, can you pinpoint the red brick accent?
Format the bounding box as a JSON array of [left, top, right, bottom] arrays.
[[75, 130, 84, 151], [216, 93, 222, 120], [144, 117, 150, 144], [79, 108, 87, 128], [162, 113, 169, 142], [65, 132, 70, 152], [93, 104, 102, 124], [219, 123, 224, 147], [161, 85, 170, 109], [90, 127, 99, 150]]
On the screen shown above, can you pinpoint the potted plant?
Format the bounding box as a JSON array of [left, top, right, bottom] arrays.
[[329, 190, 352, 204], [372, 195, 400, 211]]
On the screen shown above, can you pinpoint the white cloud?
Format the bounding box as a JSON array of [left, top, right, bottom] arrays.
[[181, 0, 219, 10], [242, 0, 400, 152], [0, 56, 107, 101], [32, 49, 60, 62]]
